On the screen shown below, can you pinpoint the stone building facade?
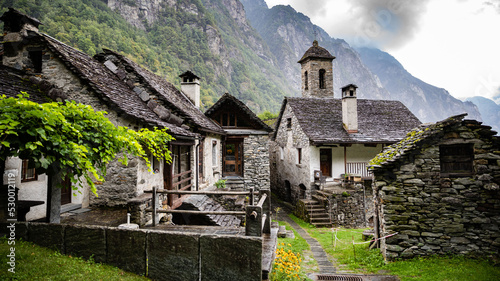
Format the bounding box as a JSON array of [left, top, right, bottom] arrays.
[[370, 114, 500, 260], [0, 9, 226, 223], [206, 93, 273, 191]]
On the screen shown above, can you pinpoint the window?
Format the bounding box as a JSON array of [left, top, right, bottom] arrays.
[[212, 140, 218, 167], [151, 155, 160, 174], [440, 144, 474, 176], [297, 148, 302, 164], [304, 71, 308, 90], [319, 69, 326, 89], [287, 118, 292, 129], [21, 159, 37, 182], [349, 90, 354, 97], [28, 50, 43, 73]]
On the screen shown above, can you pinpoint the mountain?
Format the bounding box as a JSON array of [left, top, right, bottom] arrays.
[[241, 0, 482, 123], [0, 0, 293, 112], [466, 96, 500, 133], [355, 47, 482, 123]]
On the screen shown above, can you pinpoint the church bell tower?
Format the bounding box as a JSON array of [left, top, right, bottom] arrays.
[[298, 40, 335, 98]]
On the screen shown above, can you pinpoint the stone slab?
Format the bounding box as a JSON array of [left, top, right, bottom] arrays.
[[106, 228, 147, 276], [200, 234, 262, 281], [147, 231, 199, 281], [65, 224, 107, 263], [28, 223, 65, 253]]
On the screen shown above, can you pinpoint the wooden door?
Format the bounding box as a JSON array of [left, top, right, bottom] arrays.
[[320, 149, 332, 177], [224, 140, 243, 176], [60, 176, 72, 205]]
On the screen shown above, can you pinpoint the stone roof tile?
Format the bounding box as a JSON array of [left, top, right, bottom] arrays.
[[40, 34, 194, 137], [276, 97, 421, 144]]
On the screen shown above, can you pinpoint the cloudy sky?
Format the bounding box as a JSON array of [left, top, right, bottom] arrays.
[[265, 0, 500, 101]]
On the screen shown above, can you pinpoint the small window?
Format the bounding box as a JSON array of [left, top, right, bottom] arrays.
[[212, 140, 218, 167], [349, 90, 354, 97], [297, 148, 302, 165], [440, 144, 474, 176], [28, 50, 43, 73], [287, 118, 292, 129], [304, 71, 308, 90], [21, 159, 37, 182], [151, 155, 160, 174], [319, 69, 326, 89]]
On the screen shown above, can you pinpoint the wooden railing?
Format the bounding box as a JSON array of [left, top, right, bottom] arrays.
[[144, 187, 271, 237], [346, 162, 372, 178]]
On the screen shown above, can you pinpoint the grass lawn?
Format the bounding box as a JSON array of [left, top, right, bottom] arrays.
[[288, 214, 500, 281], [0, 238, 149, 280]]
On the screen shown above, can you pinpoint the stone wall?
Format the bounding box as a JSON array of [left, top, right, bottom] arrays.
[[373, 127, 500, 260], [295, 183, 375, 228], [271, 103, 311, 203], [1, 222, 263, 281], [301, 59, 334, 98], [244, 134, 270, 190]]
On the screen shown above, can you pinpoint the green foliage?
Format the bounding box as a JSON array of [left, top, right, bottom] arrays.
[[214, 179, 226, 189], [258, 110, 279, 121], [341, 191, 351, 197], [0, 238, 149, 280], [0, 94, 172, 196]]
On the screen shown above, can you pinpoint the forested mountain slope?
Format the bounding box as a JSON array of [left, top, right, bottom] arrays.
[[0, 0, 293, 112]]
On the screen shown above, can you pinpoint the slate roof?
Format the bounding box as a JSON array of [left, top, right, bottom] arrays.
[[40, 34, 194, 137], [102, 50, 224, 135], [205, 93, 273, 132], [274, 97, 421, 144], [298, 40, 335, 63], [369, 114, 499, 170], [0, 65, 50, 103]]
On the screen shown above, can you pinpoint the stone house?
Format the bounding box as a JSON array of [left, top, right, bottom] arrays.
[[0, 8, 224, 223], [369, 114, 500, 260], [270, 41, 420, 227], [205, 93, 273, 190], [1, 8, 271, 225], [271, 41, 421, 202]]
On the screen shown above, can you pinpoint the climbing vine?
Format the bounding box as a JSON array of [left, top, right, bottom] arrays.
[[0, 94, 173, 195]]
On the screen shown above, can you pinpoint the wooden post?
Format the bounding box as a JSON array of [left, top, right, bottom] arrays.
[[249, 187, 254, 205], [245, 205, 262, 237], [152, 186, 157, 227], [261, 189, 271, 234]]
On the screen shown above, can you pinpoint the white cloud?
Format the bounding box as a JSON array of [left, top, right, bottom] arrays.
[[265, 0, 500, 100]]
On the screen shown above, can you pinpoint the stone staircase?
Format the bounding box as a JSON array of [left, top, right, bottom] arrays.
[[181, 195, 241, 227], [303, 199, 331, 227], [223, 176, 245, 190]]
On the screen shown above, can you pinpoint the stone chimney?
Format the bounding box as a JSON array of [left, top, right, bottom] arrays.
[[179, 70, 200, 108], [1, 8, 43, 71], [341, 84, 358, 133]]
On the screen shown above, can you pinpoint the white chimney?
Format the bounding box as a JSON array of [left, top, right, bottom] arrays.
[[179, 71, 200, 108], [342, 84, 358, 133]]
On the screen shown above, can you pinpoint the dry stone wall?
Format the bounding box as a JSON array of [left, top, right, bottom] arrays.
[[244, 134, 270, 190], [373, 125, 500, 260]]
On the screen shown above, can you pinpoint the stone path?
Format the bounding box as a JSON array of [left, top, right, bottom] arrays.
[[278, 213, 336, 274]]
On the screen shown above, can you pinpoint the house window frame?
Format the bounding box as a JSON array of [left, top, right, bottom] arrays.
[[21, 159, 37, 182], [212, 140, 218, 167], [296, 148, 302, 165], [439, 143, 474, 177]]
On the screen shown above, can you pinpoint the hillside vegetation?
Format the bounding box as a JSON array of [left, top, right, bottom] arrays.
[[0, 0, 292, 112]]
